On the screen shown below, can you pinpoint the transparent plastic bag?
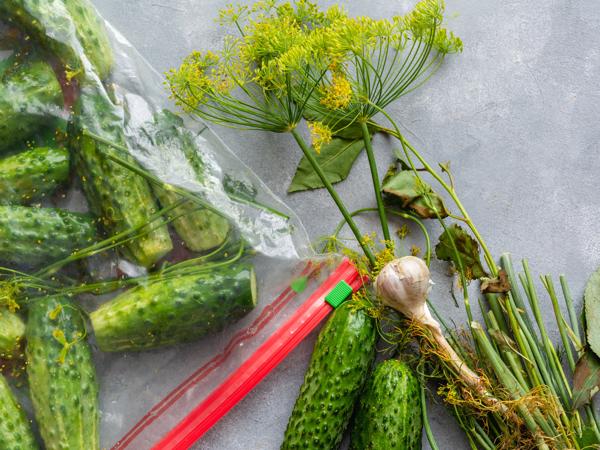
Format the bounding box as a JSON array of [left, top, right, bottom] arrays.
[[0, 3, 349, 449]]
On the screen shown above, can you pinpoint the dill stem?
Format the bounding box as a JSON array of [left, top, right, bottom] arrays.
[[360, 121, 391, 245], [290, 128, 376, 267], [420, 382, 439, 450]]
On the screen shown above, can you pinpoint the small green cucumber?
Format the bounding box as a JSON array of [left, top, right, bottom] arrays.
[[71, 86, 173, 267], [0, 58, 63, 153], [0, 146, 70, 205], [0, 0, 113, 79], [281, 302, 377, 450], [90, 263, 257, 351], [26, 295, 99, 450], [349, 359, 423, 450], [0, 374, 38, 450], [0, 206, 97, 267], [0, 309, 25, 359], [146, 110, 230, 253]]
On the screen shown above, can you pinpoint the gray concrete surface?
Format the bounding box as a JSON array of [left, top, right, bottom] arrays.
[[90, 0, 600, 448]]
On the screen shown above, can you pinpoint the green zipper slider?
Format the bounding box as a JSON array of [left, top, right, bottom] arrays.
[[325, 280, 353, 308]]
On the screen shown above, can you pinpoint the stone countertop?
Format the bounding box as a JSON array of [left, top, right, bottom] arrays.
[[91, 0, 600, 448]]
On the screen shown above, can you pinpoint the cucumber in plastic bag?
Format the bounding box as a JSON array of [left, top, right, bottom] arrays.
[[0, 206, 97, 267], [145, 110, 231, 253], [91, 263, 257, 351], [71, 85, 173, 268], [26, 295, 99, 450], [0, 0, 113, 79], [0, 374, 38, 450], [0, 146, 70, 205], [0, 58, 63, 153]]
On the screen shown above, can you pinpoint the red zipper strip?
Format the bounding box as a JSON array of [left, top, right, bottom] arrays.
[[153, 259, 363, 450]]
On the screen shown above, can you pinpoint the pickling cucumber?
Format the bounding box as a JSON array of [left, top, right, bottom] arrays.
[[90, 263, 257, 351], [0, 146, 70, 205], [0, 309, 25, 359], [0, 206, 97, 267], [349, 359, 423, 450], [281, 302, 377, 449], [0, 374, 38, 450], [0, 58, 63, 153], [71, 86, 173, 267], [146, 110, 230, 253], [26, 295, 99, 450], [0, 0, 113, 79]]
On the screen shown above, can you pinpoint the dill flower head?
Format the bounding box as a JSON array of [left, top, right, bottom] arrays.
[[319, 69, 352, 110], [307, 121, 332, 153]]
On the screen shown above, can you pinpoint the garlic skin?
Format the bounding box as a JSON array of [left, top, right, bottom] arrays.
[[375, 256, 436, 327]]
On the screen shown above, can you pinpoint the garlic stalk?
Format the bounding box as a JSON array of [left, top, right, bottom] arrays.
[[375, 256, 487, 396]]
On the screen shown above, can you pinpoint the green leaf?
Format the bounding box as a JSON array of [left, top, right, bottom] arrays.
[[288, 137, 366, 193], [435, 224, 487, 280], [290, 276, 308, 293], [585, 267, 600, 359], [382, 170, 449, 219], [572, 350, 600, 410], [575, 425, 600, 449]]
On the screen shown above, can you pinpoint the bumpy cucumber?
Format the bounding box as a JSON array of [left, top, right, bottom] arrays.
[[0, 309, 25, 359], [0, 0, 113, 79], [0, 146, 69, 205], [350, 359, 423, 450], [71, 86, 172, 267], [0, 58, 63, 153], [26, 295, 99, 450], [0, 206, 96, 267], [91, 263, 257, 351], [281, 302, 377, 449], [147, 110, 230, 252], [0, 374, 38, 450]]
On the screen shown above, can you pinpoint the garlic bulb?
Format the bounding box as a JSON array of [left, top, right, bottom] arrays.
[[375, 257, 486, 396], [375, 256, 436, 327]]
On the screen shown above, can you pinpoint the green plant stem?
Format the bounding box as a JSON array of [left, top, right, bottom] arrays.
[[420, 382, 439, 450], [368, 117, 497, 275], [290, 128, 376, 267], [360, 121, 391, 244]]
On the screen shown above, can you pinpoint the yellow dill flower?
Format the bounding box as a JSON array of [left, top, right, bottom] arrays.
[[307, 121, 332, 153], [166, 51, 223, 111], [319, 70, 352, 110]]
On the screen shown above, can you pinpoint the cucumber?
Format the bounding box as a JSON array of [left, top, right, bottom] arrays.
[[0, 146, 70, 205], [349, 359, 423, 450], [26, 295, 99, 450], [0, 309, 25, 359], [281, 302, 377, 450], [90, 263, 257, 351], [0, 374, 38, 450], [0, 58, 63, 153], [146, 110, 230, 253], [0, 0, 113, 79], [0, 206, 97, 267], [71, 86, 173, 268]]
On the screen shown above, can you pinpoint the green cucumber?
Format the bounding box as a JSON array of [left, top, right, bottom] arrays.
[[71, 86, 173, 267], [147, 110, 230, 253], [0, 206, 97, 267], [90, 263, 257, 351], [0, 0, 113, 79], [26, 295, 99, 450], [0, 374, 38, 450], [281, 302, 377, 450], [350, 359, 423, 450], [0, 146, 70, 205], [0, 309, 25, 359], [0, 58, 63, 153]]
